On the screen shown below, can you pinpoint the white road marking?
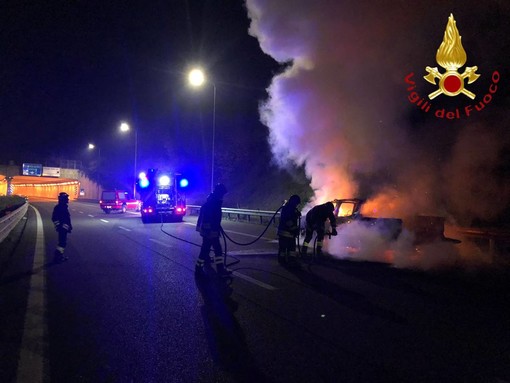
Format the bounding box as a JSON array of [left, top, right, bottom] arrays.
[[227, 250, 277, 256], [88, 214, 95, 218], [183, 222, 273, 241], [79, 211, 84, 214], [17, 206, 48, 382], [149, 238, 173, 248], [118, 226, 131, 232], [100, 219, 109, 223], [151, 237, 276, 290], [232, 271, 277, 290]]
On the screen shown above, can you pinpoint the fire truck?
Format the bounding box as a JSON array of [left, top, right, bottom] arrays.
[[138, 169, 187, 223]]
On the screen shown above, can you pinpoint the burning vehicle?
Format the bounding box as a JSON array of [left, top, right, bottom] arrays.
[[333, 198, 403, 241], [324, 198, 460, 256]]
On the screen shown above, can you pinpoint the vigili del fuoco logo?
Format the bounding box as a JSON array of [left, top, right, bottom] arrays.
[[405, 13, 500, 120]]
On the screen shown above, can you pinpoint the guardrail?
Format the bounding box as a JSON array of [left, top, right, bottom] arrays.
[[187, 205, 281, 225], [455, 227, 510, 254], [0, 202, 29, 243]]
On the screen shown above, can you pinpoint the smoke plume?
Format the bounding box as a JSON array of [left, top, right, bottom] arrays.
[[245, 0, 510, 269]]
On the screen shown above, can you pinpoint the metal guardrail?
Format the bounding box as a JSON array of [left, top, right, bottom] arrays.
[[455, 227, 510, 254], [0, 202, 29, 243], [187, 205, 280, 225]]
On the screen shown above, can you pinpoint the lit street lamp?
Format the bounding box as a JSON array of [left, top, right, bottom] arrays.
[[88, 143, 101, 162], [188, 68, 216, 192], [88, 143, 101, 198], [119, 122, 138, 199]]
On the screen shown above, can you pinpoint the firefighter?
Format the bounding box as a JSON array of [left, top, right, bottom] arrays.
[[52, 192, 73, 262], [195, 183, 230, 277], [277, 194, 301, 266], [301, 201, 338, 258]]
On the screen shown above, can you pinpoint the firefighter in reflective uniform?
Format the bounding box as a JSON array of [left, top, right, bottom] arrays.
[[52, 192, 73, 262], [195, 183, 230, 277], [301, 201, 337, 257], [277, 194, 301, 265]]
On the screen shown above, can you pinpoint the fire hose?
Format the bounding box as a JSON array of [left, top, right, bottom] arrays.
[[159, 206, 284, 269], [220, 206, 283, 267]]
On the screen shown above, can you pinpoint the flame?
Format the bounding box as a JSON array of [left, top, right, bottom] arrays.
[[338, 202, 355, 217], [361, 193, 401, 218], [436, 14, 467, 70]]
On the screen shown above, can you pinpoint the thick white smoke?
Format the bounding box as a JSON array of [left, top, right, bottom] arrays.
[[245, 0, 510, 269]]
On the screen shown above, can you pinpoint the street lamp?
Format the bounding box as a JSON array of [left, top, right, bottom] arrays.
[[88, 143, 101, 198], [119, 122, 138, 199], [87, 143, 101, 162], [188, 68, 216, 192]]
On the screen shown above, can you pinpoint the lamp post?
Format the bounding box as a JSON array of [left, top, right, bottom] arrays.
[[119, 122, 138, 199], [88, 143, 101, 199], [188, 68, 216, 192], [87, 143, 101, 163]]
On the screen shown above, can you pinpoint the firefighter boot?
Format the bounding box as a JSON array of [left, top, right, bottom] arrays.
[[315, 247, 324, 264], [54, 247, 67, 263]]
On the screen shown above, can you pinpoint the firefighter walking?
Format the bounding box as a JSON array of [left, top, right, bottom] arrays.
[[301, 201, 338, 258], [277, 194, 301, 266], [195, 183, 231, 277], [52, 192, 73, 262]]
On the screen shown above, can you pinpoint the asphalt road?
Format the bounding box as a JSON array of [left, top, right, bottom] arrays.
[[1, 199, 509, 383]]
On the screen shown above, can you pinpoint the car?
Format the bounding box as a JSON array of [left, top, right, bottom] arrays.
[[125, 198, 142, 212], [99, 190, 141, 214]]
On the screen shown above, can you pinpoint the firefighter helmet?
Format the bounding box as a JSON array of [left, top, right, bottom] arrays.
[[213, 183, 227, 196], [58, 192, 69, 203], [288, 194, 301, 206], [325, 201, 334, 211]]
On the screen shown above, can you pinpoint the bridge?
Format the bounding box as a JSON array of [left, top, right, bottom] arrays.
[[0, 164, 101, 200]]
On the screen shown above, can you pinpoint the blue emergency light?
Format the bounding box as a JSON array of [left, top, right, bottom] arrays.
[[179, 178, 189, 188], [138, 172, 150, 188]]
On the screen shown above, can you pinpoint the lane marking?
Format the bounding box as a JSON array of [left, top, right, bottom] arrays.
[[17, 206, 48, 382], [232, 271, 277, 290], [118, 226, 131, 232], [148, 237, 276, 290], [183, 222, 273, 241], [100, 219, 109, 223], [149, 238, 173, 248], [88, 214, 95, 218], [227, 250, 277, 256]]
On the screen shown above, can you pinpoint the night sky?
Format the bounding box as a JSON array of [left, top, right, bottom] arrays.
[[1, 1, 278, 180], [2, 1, 510, 230]]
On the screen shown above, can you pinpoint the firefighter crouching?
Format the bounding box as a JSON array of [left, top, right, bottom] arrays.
[[52, 192, 73, 262], [301, 201, 338, 258], [277, 194, 302, 266], [195, 183, 231, 277]]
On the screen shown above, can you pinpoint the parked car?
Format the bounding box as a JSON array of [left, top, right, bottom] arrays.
[[99, 190, 141, 214]]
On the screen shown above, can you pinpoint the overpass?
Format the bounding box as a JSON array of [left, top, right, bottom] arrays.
[[0, 175, 80, 200], [0, 164, 101, 200]]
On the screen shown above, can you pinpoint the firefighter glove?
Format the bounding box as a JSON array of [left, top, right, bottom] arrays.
[[331, 228, 338, 236]]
